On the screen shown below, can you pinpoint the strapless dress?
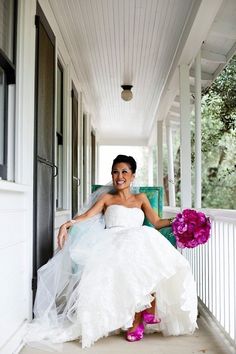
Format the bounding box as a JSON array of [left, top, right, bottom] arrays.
[[25, 205, 198, 349]]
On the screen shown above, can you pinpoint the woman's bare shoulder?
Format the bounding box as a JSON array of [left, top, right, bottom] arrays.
[[98, 193, 115, 203], [134, 193, 149, 204], [135, 192, 148, 200]]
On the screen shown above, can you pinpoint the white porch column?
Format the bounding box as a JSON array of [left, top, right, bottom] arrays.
[[156, 121, 163, 186], [179, 64, 192, 208], [166, 120, 176, 206], [194, 51, 202, 208]]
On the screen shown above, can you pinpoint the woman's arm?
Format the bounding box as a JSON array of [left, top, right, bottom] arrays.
[[140, 193, 173, 230], [57, 194, 108, 249]]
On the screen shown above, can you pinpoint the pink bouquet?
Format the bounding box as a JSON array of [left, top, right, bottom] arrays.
[[172, 209, 211, 248]]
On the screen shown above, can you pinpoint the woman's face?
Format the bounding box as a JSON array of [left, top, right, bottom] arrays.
[[111, 162, 135, 190]]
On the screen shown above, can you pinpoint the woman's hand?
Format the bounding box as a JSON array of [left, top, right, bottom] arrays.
[[57, 225, 68, 249], [56, 197, 107, 249]]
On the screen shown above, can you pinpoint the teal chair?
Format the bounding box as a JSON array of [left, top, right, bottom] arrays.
[[92, 185, 176, 248]]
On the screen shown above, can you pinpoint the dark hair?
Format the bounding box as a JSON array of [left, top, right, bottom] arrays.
[[111, 155, 137, 174]]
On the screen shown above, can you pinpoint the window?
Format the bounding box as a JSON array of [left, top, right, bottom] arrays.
[[56, 61, 64, 209], [0, 0, 16, 180]]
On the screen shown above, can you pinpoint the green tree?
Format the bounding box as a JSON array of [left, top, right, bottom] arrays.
[[200, 55, 236, 209]]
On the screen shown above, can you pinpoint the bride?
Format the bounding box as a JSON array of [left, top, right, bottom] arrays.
[[26, 154, 198, 349]]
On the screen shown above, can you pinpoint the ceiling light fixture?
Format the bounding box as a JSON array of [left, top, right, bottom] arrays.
[[121, 85, 133, 101]]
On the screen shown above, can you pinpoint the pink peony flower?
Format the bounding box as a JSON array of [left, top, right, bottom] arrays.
[[172, 209, 211, 248]]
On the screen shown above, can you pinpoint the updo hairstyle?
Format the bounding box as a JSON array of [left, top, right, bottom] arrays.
[[111, 155, 137, 174]]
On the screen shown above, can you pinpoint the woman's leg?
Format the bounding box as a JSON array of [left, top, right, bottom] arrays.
[[127, 312, 142, 332], [145, 296, 156, 315], [127, 294, 158, 337], [142, 295, 161, 324]]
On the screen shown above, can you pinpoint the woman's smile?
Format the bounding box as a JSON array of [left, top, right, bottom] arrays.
[[117, 180, 125, 185], [111, 162, 134, 189]]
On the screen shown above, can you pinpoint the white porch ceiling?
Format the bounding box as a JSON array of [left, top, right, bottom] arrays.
[[49, 0, 236, 145], [49, 0, 196, 144]]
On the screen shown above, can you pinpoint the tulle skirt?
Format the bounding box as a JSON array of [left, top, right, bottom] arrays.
[[25, 220, 198, 349]]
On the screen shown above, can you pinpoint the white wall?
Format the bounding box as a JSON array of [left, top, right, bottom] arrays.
[[0, 185, 31, 352], [0, 0, 36, 352]]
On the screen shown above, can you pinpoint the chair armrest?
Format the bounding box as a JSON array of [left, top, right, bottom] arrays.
[[159, 226, 176, 248]]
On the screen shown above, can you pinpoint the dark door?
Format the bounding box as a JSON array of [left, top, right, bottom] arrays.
[[71, 86, 79, 217], [33, 3, 55, 295]]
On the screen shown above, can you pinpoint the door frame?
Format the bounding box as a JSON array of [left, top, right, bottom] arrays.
[[32, 1, 56, 296], [71, 82, 79, 217]]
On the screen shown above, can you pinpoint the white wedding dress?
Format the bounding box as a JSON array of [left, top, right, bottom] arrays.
[[25, 205, 198, 350]]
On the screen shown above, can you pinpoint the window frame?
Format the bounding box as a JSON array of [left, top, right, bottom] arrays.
[[56, 59, 64, 209], [0, 0, 17, 180]]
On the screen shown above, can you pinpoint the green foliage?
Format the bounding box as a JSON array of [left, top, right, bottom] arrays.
[[200, 55, 236, 209], [204, 56, 236, 132]]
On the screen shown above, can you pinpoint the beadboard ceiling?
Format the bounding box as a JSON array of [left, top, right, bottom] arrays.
[[49, 0, 196, 144]]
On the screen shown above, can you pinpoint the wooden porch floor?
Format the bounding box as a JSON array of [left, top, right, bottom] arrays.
[[20, 315, 235, 354]]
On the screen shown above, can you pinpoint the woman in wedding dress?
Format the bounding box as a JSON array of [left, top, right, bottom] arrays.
[[26, 154, 197, 350]]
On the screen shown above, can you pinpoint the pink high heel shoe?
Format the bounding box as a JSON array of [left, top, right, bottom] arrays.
[[142, 310, 161, 324], [126, 323, 144, 342]]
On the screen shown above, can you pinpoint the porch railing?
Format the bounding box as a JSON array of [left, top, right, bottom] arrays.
[[164, 207, 236, 350]]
